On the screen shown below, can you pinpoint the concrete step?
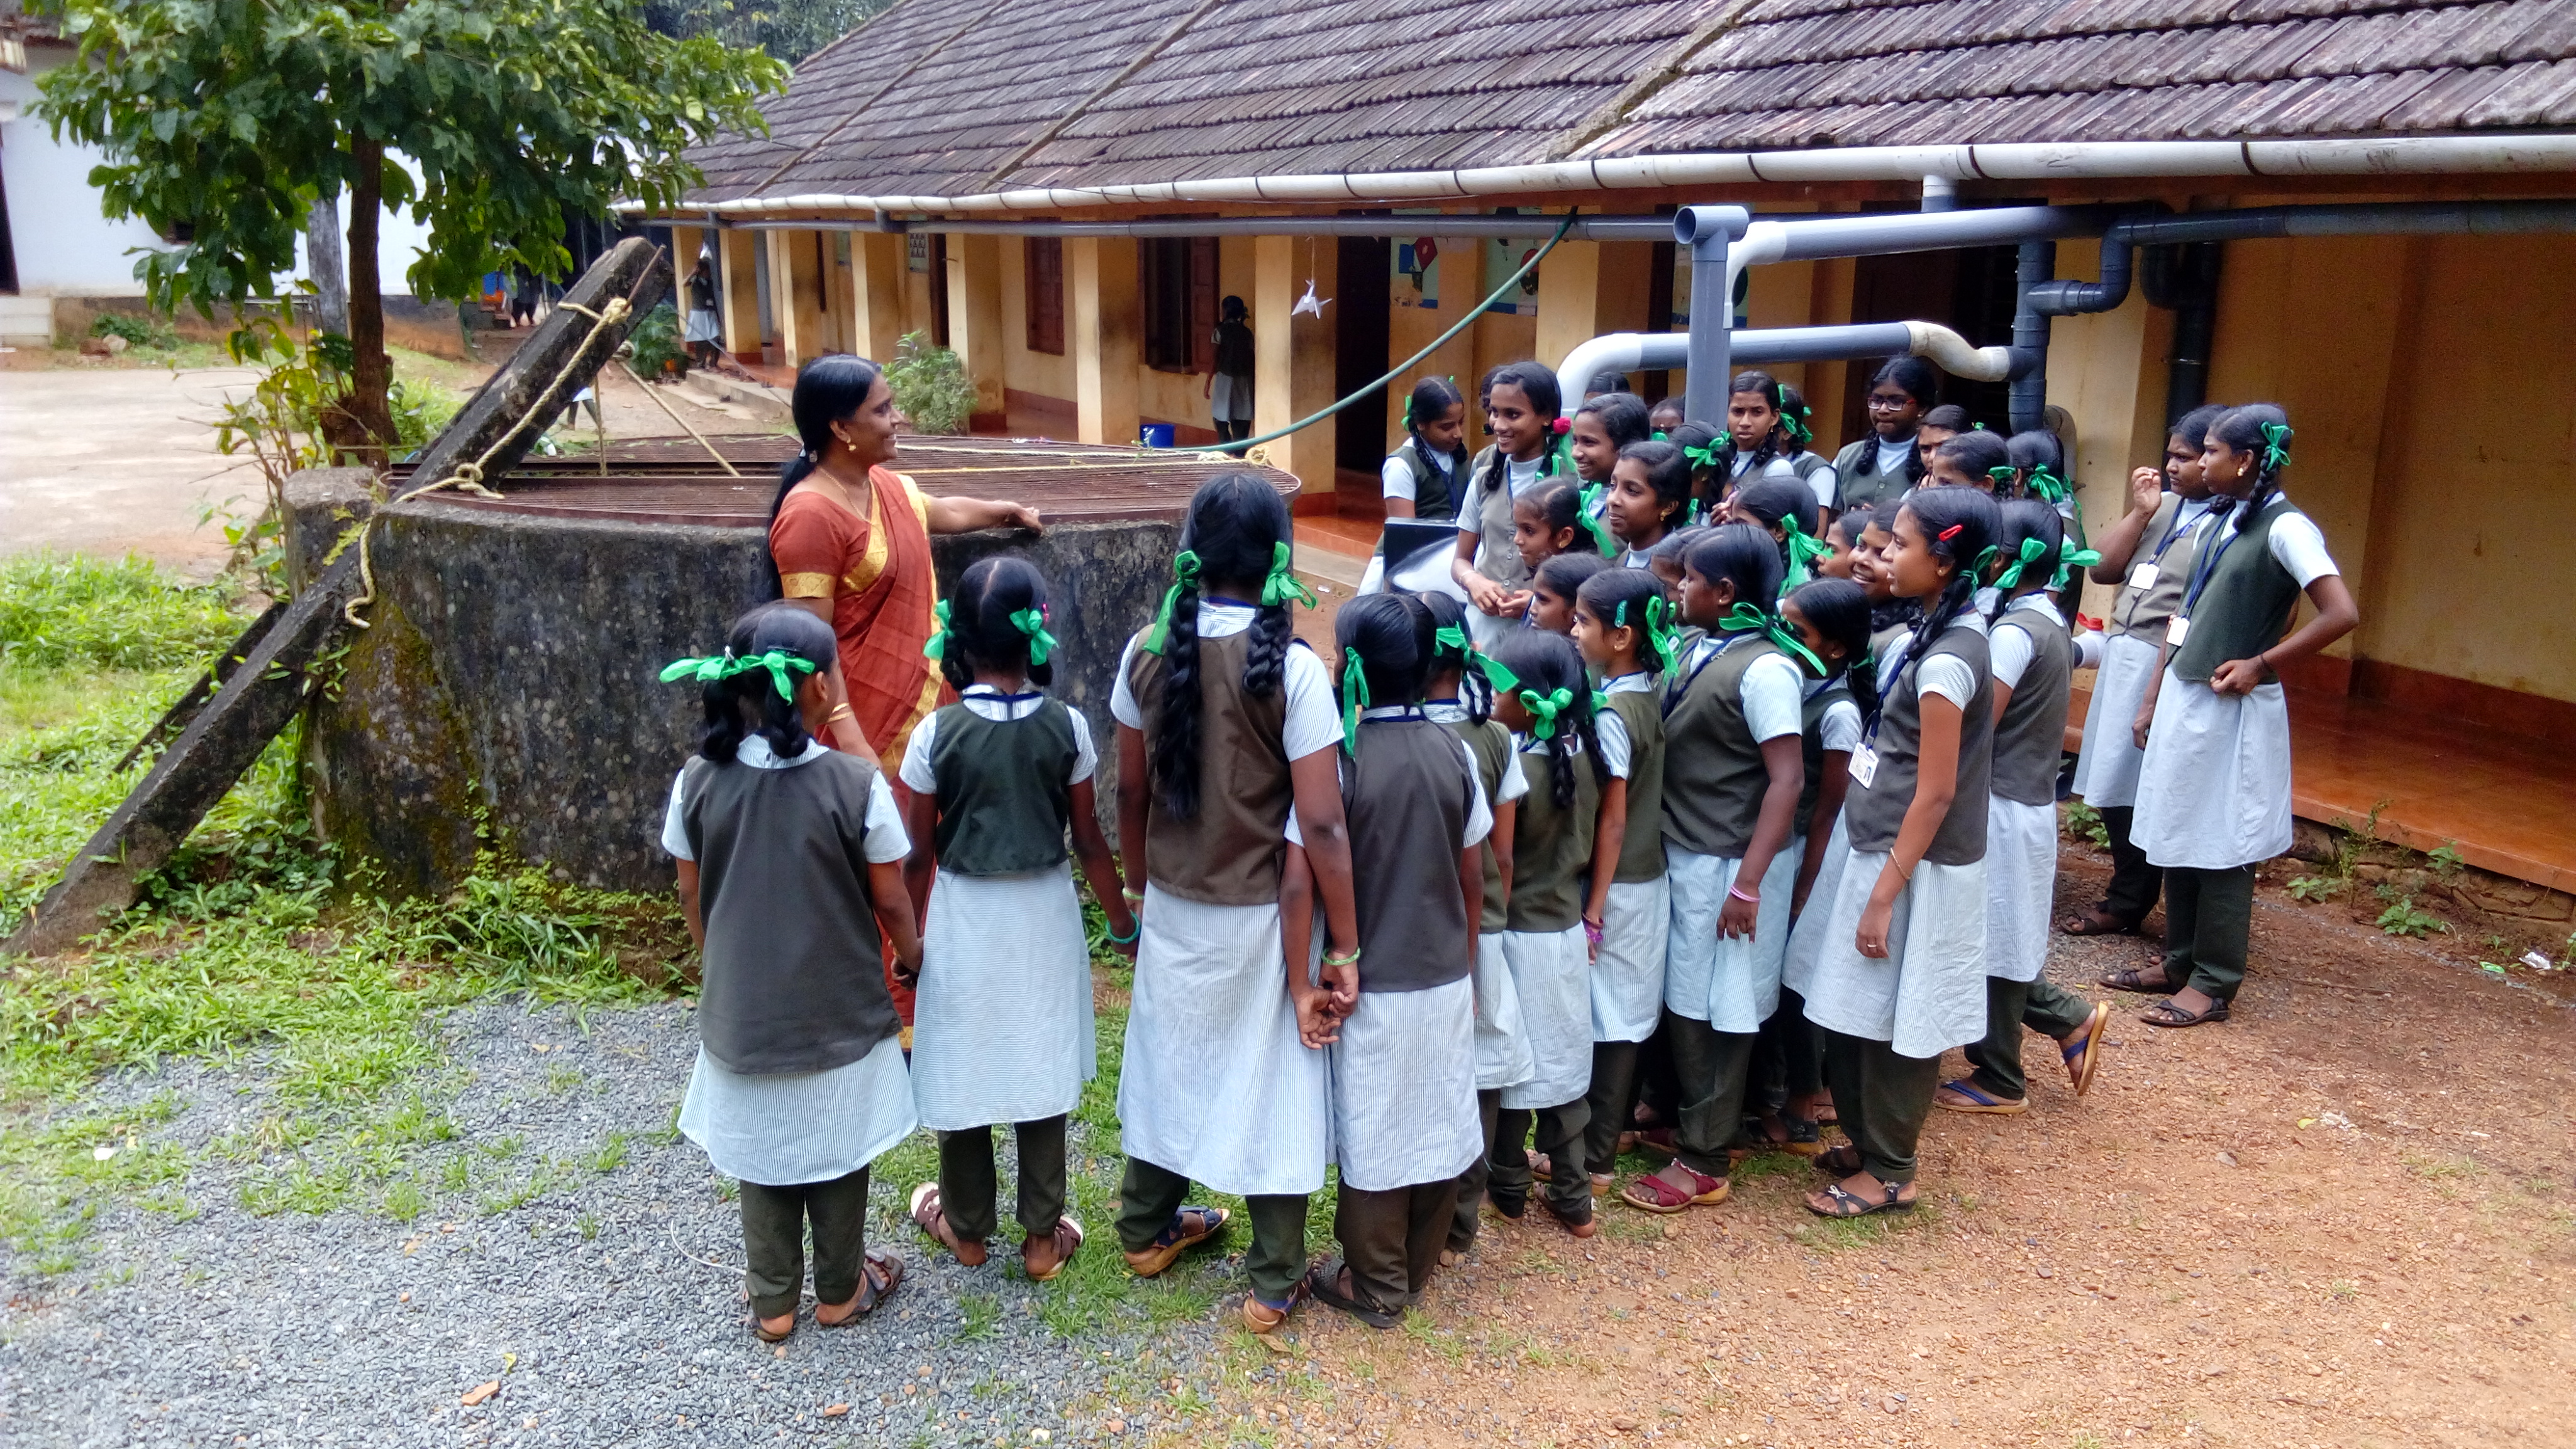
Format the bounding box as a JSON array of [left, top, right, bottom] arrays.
[[672, 367, 791, 424], [0, 296, 55, 348]]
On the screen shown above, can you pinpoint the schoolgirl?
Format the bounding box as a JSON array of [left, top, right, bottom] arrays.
[[1285, 593, 1490, 1328], [1647, 525, 1707, 606], [1605, 440, 1692, 569], [2006, 428, 2077, 521], [1648, 395, 1686, 438], [1416, 592, 1534, 1262], [1924, 430, 2014, 492], [1669, 419, 1730, 523], [2116, 405, 2357, 1028], [1570, 568, 1677, 1194], [1619, 525, 1809, 1216], [1730, 475, 1833, 594], [1857, 500, 1923, 659], [1452, 362, 1574, 648], [1910, 404, 1972, 486], [661, 603, 919, 1340], [2065, 404, 2224, 937], [1932, 502, 2111, 1115], [1758, 577, 1874, 1148], [1570, 391, 1653, 485], [1111, 475, 1358, 1333], [901, 557, 1134, 1281], [1774, 384, 1840, 509], [1479, 629, 1611, 1237], [1782, 487, 2002, 1218], [1818, 505, 1870, 582], [1382, 375, 1471, 523], [1528, 549, 1608, 636], [1833, 357, 1936, 509], [1713, 370, 1818, 500]]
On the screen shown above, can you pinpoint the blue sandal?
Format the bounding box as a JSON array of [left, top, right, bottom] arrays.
[[1934, 1079, 2029, 1114], [2062, 1002, 2111, 1095]]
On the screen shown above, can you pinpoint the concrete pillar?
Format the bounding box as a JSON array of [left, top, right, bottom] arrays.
[[1253, 233, 1338, 493], [945, 233, 1008, 428], [767, 230, 830, 366], [848, 230, 908, 365], [719, 228, 762, 356], [1535, 238, 1657, 388], [1070, 236, 1140, 446]]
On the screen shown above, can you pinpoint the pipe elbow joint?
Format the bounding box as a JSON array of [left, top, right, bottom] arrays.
[[2026, 279, 2118, 316]]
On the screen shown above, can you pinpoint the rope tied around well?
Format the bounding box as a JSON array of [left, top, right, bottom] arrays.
[[341, 297, 634, 630]]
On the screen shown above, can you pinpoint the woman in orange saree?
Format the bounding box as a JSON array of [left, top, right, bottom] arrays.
[[766, 355, 1042, 1023]]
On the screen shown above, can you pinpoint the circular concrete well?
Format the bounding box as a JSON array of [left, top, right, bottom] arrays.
[[284, 438, 1296, 896]]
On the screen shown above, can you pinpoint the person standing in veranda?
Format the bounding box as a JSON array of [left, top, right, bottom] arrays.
[[684, 244, 724, 370], [1207, 296, 1256, 445]]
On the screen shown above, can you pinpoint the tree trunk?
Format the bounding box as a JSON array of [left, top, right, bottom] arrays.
[[307, 194, 350, 338], [344, 138, 396, 456]]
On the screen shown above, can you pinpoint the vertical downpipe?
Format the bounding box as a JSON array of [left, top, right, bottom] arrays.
[[1676, 208, 1746, 426], [2009, 239, 2054, 435], [2163, 242, 2223, 423]]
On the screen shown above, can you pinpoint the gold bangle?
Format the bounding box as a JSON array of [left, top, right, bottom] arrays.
[[827, 704, 853, 722]]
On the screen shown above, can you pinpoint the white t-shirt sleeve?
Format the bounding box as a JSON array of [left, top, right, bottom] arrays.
[[862, 772, 913, 863], [1741, 653, 1805, 741], [1990, 620, 2037, 690], [1109, 635, 1145, 730], [1594, 707, 1631, 780], [1380, 456, 1417, 502], [1458, 740, 1493, 848], [1279, 643, 1341, 761], [1806, 464, 1837, 510], [1494, 743, 1531, 805], [1067, 706, 1098, 785], [2072, 628, 2105, 670], [897, 711, 941, 793], [1820, 697, 1863, 755], [660, 769, 694, 860], [1919, 654, 1980, 710], [2268, 511, 2340, 588]]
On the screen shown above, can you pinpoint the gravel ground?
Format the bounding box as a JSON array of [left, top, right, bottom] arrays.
[[0, 999, 1231, 1447]]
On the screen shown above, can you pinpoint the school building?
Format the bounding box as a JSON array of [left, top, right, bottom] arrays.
[[634, 0, 2576, 916]]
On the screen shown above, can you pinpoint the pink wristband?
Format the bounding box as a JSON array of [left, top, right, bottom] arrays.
[[1728, 884, 1761, 905]]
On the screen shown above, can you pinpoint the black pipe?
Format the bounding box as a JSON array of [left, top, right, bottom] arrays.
[[2143, 242, 2224, 423], [2009, 240, 2054, 436]]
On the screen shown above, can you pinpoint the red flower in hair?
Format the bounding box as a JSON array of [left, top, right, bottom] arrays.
[[1550, 416, 1570, 435]]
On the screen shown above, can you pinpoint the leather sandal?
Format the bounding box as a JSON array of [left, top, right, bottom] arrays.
[[2099, 965, 2180, 994], [1123, 1205, 1229, 1278], [816, 1251, 904, 1326], [1241, 1276, 1307, 1334], [1806, 1179, 1915, 1219], [1814, 1144, 1864, 1177], [1022, 1217, 1084, 1282], [2062, 909, 2141, 937], [1619, 1162, 1729, 1215], [1306, 1259, 1401, 1330], [909, 1182, 986, 1267], [2140, 996, 2230, 1029]]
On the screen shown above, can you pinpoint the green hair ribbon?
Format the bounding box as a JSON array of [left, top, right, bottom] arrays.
[[1009, 606, 1057, 665], [2026, 465, 2069, 504], [1471, 652, 1522, 698], [1339, 645, 1370, 754], [1642, 594, 1680, 677], [1716, 601, 1824, 677], [1650, 429, 1669, 443], [1782, 399, 1813, 448], [2260, 421, 2294, 471], [1434, 623, 1470, 655], [1986, 465, 2019, 490], [922, 599, 954, 660], [1260, 541, 1318, 611], [1576, 484, 1620, 558], [1990, 535, 2052, 594], [1682, 441, 1723, 471], [1140, 550, 1202, 655], [1781, 511, 1833, 589], [658, 647, 817, 702], [1517, 686, 1577, 741], [2051, 541, 2103, 590]]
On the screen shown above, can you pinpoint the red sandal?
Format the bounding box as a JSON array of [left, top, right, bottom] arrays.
[[1619, 1161, 1730, 1214]]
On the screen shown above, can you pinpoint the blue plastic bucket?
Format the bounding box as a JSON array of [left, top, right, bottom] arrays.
[[1138, 423, 1177, 448]]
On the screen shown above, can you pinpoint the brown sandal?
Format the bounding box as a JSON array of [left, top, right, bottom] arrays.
[[909, 1183, 987, 1266], [1021, 1217, 1084, 1282], [816, 1251, 903, 1326], [2140, 996, 2231, 1028], [2099, 965, 2180, 994], [2062, 909, 2141, 938]]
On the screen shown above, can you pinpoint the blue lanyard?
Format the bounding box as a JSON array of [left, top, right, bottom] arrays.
[[1661, 630, 1758, 719], [2181, 496, 2275, 614], [2145, 500, 2202, 570]]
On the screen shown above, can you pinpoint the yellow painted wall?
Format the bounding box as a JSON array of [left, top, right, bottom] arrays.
[[2350, 231, 2576, 702], [997, 235, 1075, 403]]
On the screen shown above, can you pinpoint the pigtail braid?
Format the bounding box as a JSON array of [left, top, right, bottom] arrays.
[[1545, 728, 1576, 809], [1148, 579, 1205, 819], [1243, 600, 1292, 698]]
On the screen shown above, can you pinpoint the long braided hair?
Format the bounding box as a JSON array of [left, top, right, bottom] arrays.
[[1490, 628, 1606, 809], [1418, 589, 1491, 724], [1783, 575, 1879, 721], [2202, 402, 2292, 533], [1874, 487, 2001, 729], [1473, 361, 1568, 505], [1146, 474, 1297, 821], [1401, 375, 1470, 490]]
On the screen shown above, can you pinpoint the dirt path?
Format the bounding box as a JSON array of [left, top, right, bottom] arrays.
[[1228, 848, 2576, 1449]]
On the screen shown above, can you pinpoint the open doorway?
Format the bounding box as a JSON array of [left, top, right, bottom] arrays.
[[1335, 235, 1391, 485], [1835, 240, 2023, 444]]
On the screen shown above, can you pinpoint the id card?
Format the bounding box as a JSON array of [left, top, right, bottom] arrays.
[[2128, 562, 2160, 591], [1848, 743, 1879, 790], [2166, 616, 2190, 647]]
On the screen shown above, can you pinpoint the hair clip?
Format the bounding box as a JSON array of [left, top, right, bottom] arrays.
[[1938, 523, 1964, 541]]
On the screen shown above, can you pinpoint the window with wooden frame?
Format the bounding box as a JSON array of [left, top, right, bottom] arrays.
[[1024, 237, 1064, 355], [1141, 236, 1218, 373]]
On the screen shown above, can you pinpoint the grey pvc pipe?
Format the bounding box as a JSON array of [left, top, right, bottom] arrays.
[[1675, 207, 1750, 425], [709, 215, 1681, 240], [1557, 321, 2031, 418], [2029, 199, 2576, 315]]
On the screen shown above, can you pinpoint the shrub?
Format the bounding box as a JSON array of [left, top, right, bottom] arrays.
[[89, 312, 179, 350], [625, 301, 686, 379], [884, 330, 975, 436], [389, 377, 464, 452]]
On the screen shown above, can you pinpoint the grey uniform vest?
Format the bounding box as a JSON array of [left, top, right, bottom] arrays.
[[678, 750, 899, 1075], [928, 697, 1078, 875], [1343, 716, 1477, 992], [1506, 743, 1599, 934], [1394, 438, 1458, 524], [2173, 497, 2306, 686], [1795, 680, 1853, 837], [2108, 494, 2199, 640], [1126, 628, 1295, 904], [1843, 618, 1995, 866], [1602, 689, 1667, 882], [1467, 446, 1532, 593], [1832, 435, 1913, 510], [1448, 715, 1514, 935], [1660, 633, 1792, 860], [1990, 606, 2072, 806]]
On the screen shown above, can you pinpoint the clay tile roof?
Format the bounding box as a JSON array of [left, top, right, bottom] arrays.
[[685, 0, 2576, 204]]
